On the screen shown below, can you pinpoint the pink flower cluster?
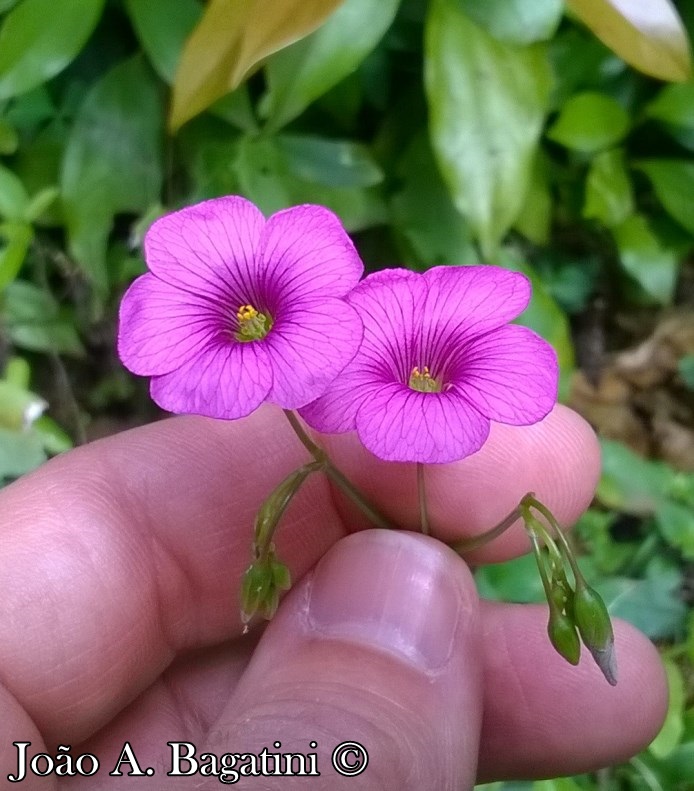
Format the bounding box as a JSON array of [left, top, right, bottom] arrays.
[[118, 197, 558, 463]]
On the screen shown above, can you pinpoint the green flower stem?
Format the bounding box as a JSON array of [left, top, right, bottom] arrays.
[[283, 410, 394, 531], [450, 504, 523, 554], [255, 460, 324, 561], [528, 529, 556, 610], [522, 493, 584, 583], [417, 463, 430, 536], [283, 409, 327, 461]]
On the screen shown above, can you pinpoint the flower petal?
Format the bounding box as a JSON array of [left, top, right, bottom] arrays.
[[299, 369, 378, 433], [144, 196, 265, 304], [118, 274, 224, 376], [347, 268, 426, 381], [264, 297, 364, 409], [260, 204, 363, 301], [422, 266, 531, 344], [355, 383, 490, 464], [149, 340, 273, 420], [451, 324, 559, 425]]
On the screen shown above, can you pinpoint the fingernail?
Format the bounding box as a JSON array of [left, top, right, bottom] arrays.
[[307, 530, 474, 670]]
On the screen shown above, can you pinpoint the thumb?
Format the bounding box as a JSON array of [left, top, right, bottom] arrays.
[[205, 530, 483, 790]]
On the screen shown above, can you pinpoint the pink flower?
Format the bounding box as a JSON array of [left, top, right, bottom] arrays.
[[300, 266, 558, 463], [118, 197, 364, 419]]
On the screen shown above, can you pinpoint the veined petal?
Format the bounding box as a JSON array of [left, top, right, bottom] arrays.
[[347, 269, 426, 382], [300, 368, 379, 433], [421, 267, 531, 368], [261, 205, 363, 301], [144, 196, 265, 305], [150, 340, 272, 420], [264, 297, 363, 409], [355, 383, 490, 464], [451, 324, 559, 425], [118, 274, 223, 376]]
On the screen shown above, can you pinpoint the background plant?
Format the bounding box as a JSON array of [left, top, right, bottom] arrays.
[[1, 0, 693, 787]]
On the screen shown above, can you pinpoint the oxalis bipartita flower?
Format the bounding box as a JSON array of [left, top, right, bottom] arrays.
[[118, 196, 364, 419], [117, 195, 617, 684], [300, 266, 559, 463]]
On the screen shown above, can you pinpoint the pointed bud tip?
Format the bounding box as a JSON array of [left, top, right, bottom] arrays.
[[589, 641, 618, 686]]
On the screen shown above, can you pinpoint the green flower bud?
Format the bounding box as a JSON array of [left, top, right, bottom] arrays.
[[271, 559, 291, 591], [240, 561, 272, 624], [574, 582, 618, 686], [547, 608, 581, 666]]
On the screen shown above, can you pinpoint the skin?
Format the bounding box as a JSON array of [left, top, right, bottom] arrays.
[[0, 404, 667, 789]]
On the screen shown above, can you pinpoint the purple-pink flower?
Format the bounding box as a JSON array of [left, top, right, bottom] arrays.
[[118, 196, 364, 420], [300, 266, 558, 463]]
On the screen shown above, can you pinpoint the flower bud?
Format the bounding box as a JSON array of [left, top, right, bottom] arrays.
[[574, 582, 617, 686], [240, 561, 272, 624], [547, 608, 581, 666]]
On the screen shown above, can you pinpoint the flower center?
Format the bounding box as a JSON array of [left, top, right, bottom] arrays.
[[235, 304, 272, 342], [408, 366, 441, 393]]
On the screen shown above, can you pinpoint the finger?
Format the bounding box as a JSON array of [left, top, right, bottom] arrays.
[[0, 408, 345, 744], [318, 404, 601, 562], [476, 601, 668, 780], [0, 404, 596, 745], [199, 530, 483, 790]]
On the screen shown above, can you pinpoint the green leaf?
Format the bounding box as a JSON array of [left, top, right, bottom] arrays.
[[645, 82, 694, 128], [12, 118, 67, 227], [0, 221, 32, 291], [598, 438, 673, 514], [532, 779, 585, 791], [636, 159, 694, 234], [0, 118, 18, 154], [475, 554, 545, 603], [61, 55, 163, 293], [261, 0, 400, 131], [277, 135, 383, 188], [513, 154, 552, 245], [599, 559, 686, 639], [0, 380, 46, 430], [125, 0, 201, 84], [547, 92, 630, 153], [498, 249, 575, 397], [654, 500, 694, 558], [3, 281, 84, 356], [0, 427, 45, 480], [456, 0, 563, 45], [612, 214, 679, 305], [583, 148, 633, 227], [169, 0, 346, 130], [235, 135, 387, 232], [0, 0, 105, 100], [32, 415, 72, 455], [649, 659, 685, 759], [425, 0, 551, 259], [390, 132, 477, 268], [566, 0, 691, 82], [0, 163, 29, 220]]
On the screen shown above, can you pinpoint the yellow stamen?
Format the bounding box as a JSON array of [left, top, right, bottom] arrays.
[[409, 365, 441, 393], [235, 303, 272, 342], [237, 304, 259, 322]]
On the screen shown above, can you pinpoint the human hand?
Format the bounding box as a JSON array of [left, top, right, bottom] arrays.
[[0, 405, 666, 789]]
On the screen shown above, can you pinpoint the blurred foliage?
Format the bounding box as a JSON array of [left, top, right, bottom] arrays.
[[0, 0, 693, 787]]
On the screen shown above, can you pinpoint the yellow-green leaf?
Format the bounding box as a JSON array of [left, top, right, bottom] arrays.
[[566, 0, 691, 82], [170, 0, 346, 131]]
